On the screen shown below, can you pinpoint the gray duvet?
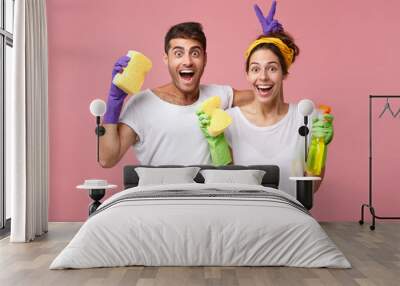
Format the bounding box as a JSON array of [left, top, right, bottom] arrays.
[[50, 183, 351, 269]]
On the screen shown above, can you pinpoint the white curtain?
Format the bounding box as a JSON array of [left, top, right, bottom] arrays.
[[8, 0, 49, 242]]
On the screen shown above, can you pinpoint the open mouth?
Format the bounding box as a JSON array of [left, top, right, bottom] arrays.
[[179, 69, 195, 82], [256, 84, 273, 96]]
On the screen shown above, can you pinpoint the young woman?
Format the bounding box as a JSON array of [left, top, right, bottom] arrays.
[[224, 32, 305, 197], [224, 2, 334, 197], [197, 1, 334, 197]]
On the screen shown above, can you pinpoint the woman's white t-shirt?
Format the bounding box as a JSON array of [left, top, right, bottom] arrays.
[[225, 103, 307, 197]]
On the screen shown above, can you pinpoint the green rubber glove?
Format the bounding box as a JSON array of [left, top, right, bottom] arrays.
[[196, 110, 232, 166], [311, 113, 334, 145]]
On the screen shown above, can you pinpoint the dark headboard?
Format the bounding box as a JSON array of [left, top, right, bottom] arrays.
[[123, 165, 280, 189]]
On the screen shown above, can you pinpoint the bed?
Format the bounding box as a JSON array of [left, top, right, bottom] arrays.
[[50, 165, 350, 269]]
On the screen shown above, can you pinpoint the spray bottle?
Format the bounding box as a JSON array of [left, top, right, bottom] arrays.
[[306, 105, 331, 176]]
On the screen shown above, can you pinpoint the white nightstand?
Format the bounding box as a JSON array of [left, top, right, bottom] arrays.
[[77, 179, 117, 215]]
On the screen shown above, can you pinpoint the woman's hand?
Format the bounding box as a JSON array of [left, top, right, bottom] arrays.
[[195, 110, 232, 166], [254, 0, 283, 35], [311, 114, 334, 145]]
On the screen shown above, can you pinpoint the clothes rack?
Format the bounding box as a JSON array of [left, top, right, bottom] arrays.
[[359, 95, 400, 230]]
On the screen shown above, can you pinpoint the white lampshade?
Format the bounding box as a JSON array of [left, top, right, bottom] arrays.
[[90, 99, 106, 116], [298, 99, 315, 116]]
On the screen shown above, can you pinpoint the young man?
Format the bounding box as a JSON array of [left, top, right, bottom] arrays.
[[99, 22, 253, 167]]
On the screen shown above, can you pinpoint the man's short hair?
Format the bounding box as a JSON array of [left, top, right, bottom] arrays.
[[164, 22, 207, 53]]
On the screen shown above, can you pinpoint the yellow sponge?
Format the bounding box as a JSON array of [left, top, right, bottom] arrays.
[[112, 50, 152, 95], [200, 96, 221, 116], [208, 109, 232, 136]]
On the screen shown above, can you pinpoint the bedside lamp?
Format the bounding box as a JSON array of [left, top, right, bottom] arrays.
[[290, 99, 320, 210], [298, 99, 315, 160], [89, 99, 106, 162]]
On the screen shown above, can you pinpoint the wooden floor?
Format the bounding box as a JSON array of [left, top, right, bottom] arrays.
[[0, 222, 399, 286]]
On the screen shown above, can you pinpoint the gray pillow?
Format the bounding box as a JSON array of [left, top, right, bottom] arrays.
[[200, 169, 266, 185], [135, 167, 201, 186]]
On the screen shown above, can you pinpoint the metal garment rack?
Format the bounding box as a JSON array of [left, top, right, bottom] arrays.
[[359, 95, 400, 230]]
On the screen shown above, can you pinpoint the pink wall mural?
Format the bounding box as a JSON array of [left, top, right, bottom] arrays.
[[46, 0, 400, 221]]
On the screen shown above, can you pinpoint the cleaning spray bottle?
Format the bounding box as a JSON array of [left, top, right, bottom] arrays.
[[306, 105, 331, 176], [112, 50, 152, 95]]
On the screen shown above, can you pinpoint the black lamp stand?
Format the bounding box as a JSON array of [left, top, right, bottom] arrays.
[[296, 116, 314, 210], [88, 188, 106, 215], [95, 116, 106, 162]]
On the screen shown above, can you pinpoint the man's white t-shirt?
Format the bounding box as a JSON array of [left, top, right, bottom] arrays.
[[225, 103, 307, 197], [119, 84, 233, 165]]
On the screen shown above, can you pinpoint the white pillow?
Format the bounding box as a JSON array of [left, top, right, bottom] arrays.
[[200, 169, 266, 185], [135, 167, 200, 186]]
